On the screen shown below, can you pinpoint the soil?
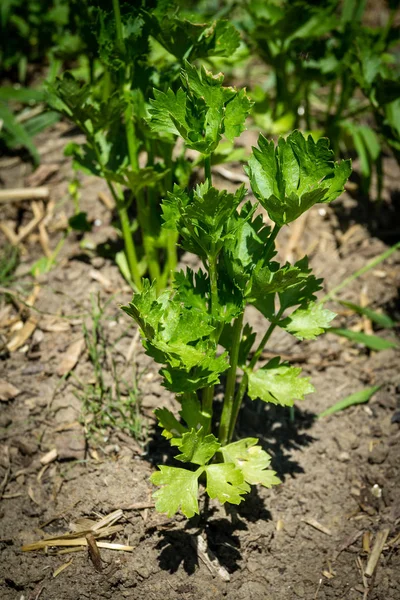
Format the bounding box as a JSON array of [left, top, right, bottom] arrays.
[[0, 120, 399, 600]]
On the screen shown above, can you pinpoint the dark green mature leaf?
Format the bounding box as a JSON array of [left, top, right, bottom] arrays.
[[246, 131, 351, 225], [279, 256, 322, 311], [173, 268, 209, 313], [151, 466, 202, 517], [280, 302, 336, 340], [47, 72, 124, 132], [97, 6, 150, 71], [149, 62, 252, 154], [221, 438, 280, 487], [247, 357, 315, 406], [150, 15, 240, 60]]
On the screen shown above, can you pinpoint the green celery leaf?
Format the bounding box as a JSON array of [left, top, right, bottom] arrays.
[[246, 131, 351, 225], [222, 200, 271, 291], [154, 407, 187, 440], [163, 182, 247, 259], [121, 280, 169, 339], [148, 87, 189, 138], [173, 268, 209, 313], [280, 302, 336, 340], [248, 262, 309, 319], [161, 351, 229, 394], [149, 62, 252, 154], [205, 463, 250, 505], [221, 438, 280, 487], [179, 394, 209, 432], [105, 165, 169, 193], [279, 256, 322, 310], [172, 428, 220, 465], [151, 465, 202, 517], [224, 88, 253, 142], [247, 357, 315, 406], [150, 15, 240, 60]]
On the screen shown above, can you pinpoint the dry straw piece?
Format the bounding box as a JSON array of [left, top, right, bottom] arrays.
[[22, 509, 134, 555]]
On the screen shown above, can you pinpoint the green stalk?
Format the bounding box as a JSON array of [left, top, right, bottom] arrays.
[[161, 230, 179, 289], [86, 122, 142, 290], [113, 0, 159, 286], [112, 0, 124, 51], [117, 198, 142, 289], [219, 311, 244, 445], [160, 152, 178, 287], [202, 155, 216, 432], [227, 304, 284, 443], [201, 387, 214, 434], [204, 155, 212, 186]]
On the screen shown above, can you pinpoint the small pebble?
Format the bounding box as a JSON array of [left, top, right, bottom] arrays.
[[338, 451, 350, 462], [368, 443, 389, 464]]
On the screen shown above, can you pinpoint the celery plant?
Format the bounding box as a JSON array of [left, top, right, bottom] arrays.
[[46, 1, 241, 290], [122, 64, 351, 518]]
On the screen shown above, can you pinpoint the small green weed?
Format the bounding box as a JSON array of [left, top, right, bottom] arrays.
[[0, 244, 20, 287], [74, 294, 145, 444]]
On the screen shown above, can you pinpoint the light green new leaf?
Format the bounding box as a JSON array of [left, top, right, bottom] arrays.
[[246, 131, 351, 225], [172, 428, 220, 465], [247, 357, 315, 406], [280, 302, 336, 340], [149, 62, 252, 154], [205, 463, 249, 505], [151, 466, 202, 518], [221, 438, 280, 487]]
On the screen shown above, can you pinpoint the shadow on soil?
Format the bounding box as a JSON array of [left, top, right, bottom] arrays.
[[238, 398, 317, 480], [332, 169, 400, 246], [155, 487, 272, 576]]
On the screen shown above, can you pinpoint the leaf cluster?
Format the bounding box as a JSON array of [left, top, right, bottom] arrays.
[[123, 126, 347, 518]]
